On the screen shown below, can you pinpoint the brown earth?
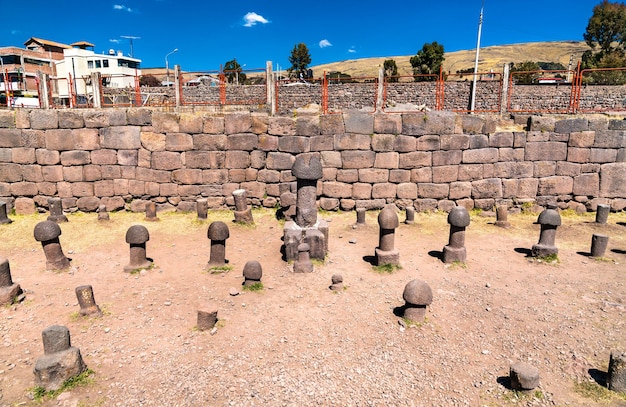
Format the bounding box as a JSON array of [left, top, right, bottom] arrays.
[[0, 207, 625, 407]]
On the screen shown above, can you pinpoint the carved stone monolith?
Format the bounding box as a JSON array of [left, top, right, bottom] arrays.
[[0, 258, 23, 305], [442, 206, 470, 264], [207, 221, 229, 268], [47, 197, 68, 223], [124, 225, 152, 272], [33, 325, 87, 391], [0, 201, 13, 224], [375, 206, 400, 266], [34, 221, 71, 271], [75, 285, 102, 317], [233, 189, 254, 224], [531, 204, 561, 258]]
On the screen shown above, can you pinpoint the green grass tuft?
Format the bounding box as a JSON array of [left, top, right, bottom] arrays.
[[242, 282, 264, 292], [31, 368, 95, 402], [573, 381, 626, 402], [208, 265, 233, 274], [372, 263, 402, 274]]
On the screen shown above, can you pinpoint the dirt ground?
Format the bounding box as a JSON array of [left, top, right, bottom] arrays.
[[0, 206, 625, 407]]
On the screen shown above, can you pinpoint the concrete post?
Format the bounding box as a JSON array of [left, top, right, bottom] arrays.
[[266, 61, 276, 116], [500, 63, 510, 115], [37, 72, 50, 109], [91, 72, 102, 108], [174, 64, 181, 109], [376, 67, 384, 112]]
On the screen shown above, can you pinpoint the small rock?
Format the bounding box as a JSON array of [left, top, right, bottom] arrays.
[[229, 288, 240, 296]]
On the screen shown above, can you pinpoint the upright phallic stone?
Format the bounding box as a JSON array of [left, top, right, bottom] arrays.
[[207, 221, 229, 268], [34, 221, 71, 271], [608, 350, 626, 393], [509, 361, 540, 390], [402, 279, 433, 322], [47, 197, 68, 223], [442, 206, 470, 264], [197, 307, 218, 331], [124, 225, 152, 272], [405, 207, 415, 225], [596, 204, 610, 224], [292, 154, 322, 228], [531, 204, 561, 258], [293, 242, 314, 273], [590, 234, 609, 258], [233, 189, 254, 224], [33, 325, 87, 391], [0, 258, 23, 305], [0, 201, 13, 224], [75, 285, 102, 317], [196, 198, 208, 220], [97, 204, 109, 221], [355, 207, 366, 227], [375, 206, 400, 266], [242, 260, 262, 286], [495, 205, 511, 228], [145, 201, 159, 222], [329, 274, 343, 291]]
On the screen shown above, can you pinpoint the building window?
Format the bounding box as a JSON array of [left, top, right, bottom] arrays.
[[103, 60, 109, 68], [95, 60, 101, 68], [88, 61, 94, 69]]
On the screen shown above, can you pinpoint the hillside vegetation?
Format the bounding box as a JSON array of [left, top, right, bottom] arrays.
[[310, 41, 591, 78]]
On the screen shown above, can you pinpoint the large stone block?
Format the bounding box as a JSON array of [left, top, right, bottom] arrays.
[[528, 116, 555, 132], [569, 131, 595, 147], [394, 135, 417, 152], [389, 169, 411, 183], [341, 151, 375, 169], [58, 111, 84, 129], [590, 148, 617, 163], [165, 133, 193, 151], [320, 114, 344, 135], [573, 173, 599, 196], [402, 111, 455, 136], [203, 116, 225, 134], [268, 116, 295, 136], [600, 163, 626, 197], [471, 178, 502, 199], [594, 130, 626, 148], [117, 150, 138, 166], [416, 135, 440, 151], [0, 129, 22, 148], [45, 129, 74, 151], [30, 110, 58, 130], [194, 134, 227, 151], [337, 169, 358, 183], [555, 117, 588, 133], [100, 126, 141, 149], [10, 182, 38, 196], [323, 181, 352, 198], [352, 183, 372, 199], [22, 165, 43, 182], [358, 168, 389, 183], [227, 133, 259, 151], [60, 150, 90, 166], [127, 108, 152, 126], [449, 181, 472, 199], [71, 182, 94, 197], [489, 132, 514, 147], [266, 152, 294, 170], [225, 151, 250, 169], [374, 113, 402, 134], [202, 169, 229, 184], [11, 148, 35, 164], [90, 149, 117, 165], [440, 134, 469, 150], [0, 163, 22, 182], [399, 151, 431, 169], [374, 152, 399, 169], [185, 151, 225, 169], [70, 128, 100, 150], [179, 113, 203, 134], [0, 110, 14, 128], [396, 183, 418, 199], [432, 150, 462, 166], [278, 136, 310, 153], [418, 183, 449, 199], [525, 142, 567, 161], [372, 183, 396, 198], [151, 151, 183, 170], [469, 134, 489, 149], [296, 116, 320, 136], [538, 176, 574, 195], [310, 135, 333, 151], [63, 166, 83, 182], [151, 112, 179, 133], [494, 162, 534, 178], [462, 148, 499, 163], [172, 169, 203, 184], [432, 166, 459, 183], [459, 115, 484, 134], [343, 111, 374, 134], [334, 133, 371, 150], [371, 134, 396, 151], [94, 180, 114, 197]]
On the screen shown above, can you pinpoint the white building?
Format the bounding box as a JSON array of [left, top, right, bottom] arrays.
[[55, 41, 141, 100]]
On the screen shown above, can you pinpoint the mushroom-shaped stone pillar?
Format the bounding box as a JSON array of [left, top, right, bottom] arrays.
[[47, 197, 68, 223], [292, 154, 323, 228], [442, 206, 470, 264], [402, 279, 433, 322], [375, 206, 400, 266], [531, 204, 561, 257], [34, 221, 71, 271], [207, 221, 230, 268], [124, 225, 152, 272], [242, 260, 262, 286]]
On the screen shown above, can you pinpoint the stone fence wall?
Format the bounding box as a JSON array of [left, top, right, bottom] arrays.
[[0, 108, 625, 215]]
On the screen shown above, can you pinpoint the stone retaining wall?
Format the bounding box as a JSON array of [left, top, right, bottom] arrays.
[[0, 108, 625, 215]]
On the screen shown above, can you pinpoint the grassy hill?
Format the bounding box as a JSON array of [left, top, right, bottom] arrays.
[[309, 41, 590, 78]]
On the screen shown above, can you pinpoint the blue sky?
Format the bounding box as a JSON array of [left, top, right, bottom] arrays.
[[3, 0, 601, 72]]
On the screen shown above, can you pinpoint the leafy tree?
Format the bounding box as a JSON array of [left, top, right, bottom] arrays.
[[287, 43, 312, 79], [584, 0, 626, 53], [383, 59, 398, 82], [409, 42, 445, 82], [582, 50, 626, 83], [223, 59, 246, 84], [510, 61, 541, 84], [537, 61, 567, 70], [139, 74, 161, 87]]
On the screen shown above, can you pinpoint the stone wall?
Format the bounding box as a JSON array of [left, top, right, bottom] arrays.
[[0, 108, 625, 215]]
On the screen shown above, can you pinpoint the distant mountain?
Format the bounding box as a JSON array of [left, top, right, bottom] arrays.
[[309, 41, 590, 78]]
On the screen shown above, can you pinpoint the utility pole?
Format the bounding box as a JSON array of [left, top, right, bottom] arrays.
[[470, 1, 484, 113], [121, 36, 141, 57]]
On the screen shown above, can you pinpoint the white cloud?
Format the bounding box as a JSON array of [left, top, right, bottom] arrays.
[[11, 29, 20, 35], [348, 47, 357, 53], [319, 39, 332, 48], [109, 39, 121, 43], [113, 4, 134, 12], [243, 12, 269, 27]]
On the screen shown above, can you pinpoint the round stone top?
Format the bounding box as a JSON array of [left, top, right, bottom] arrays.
[[243, 260, 263, 280], [402, 279, 433, 306], [447, 206, 470, 227], [33, 221, 62, 242], [207, 221, 230, 240], [378, 206, 399, 229], [331, 274, 343, 284], [232, 189, 247, 197], [297, 243, 310, 252], [291, 154, 323, 180], [536, 207, 561, 226], [125, 225, 150, 244]]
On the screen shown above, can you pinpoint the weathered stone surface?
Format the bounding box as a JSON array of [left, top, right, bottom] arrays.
[[416, 135, 440, 151], [30, 110, 58, 130], [268, 116, 295, 136], [555, 118, 588, 133], [538, 176, 574, 196], [525, 142, 567, 161], [419, 183, 449, 199], [600, 163, 626, 198], [296, 116, 320, 136], [590, 148, 618, 163], [279, 136, 310, 153], [402, 111, 455, 136], [471, 178, 503, 199], [371, 134, 396, 151], [341, 151, 375, 169], [463, 148, 498, 164], [100, 126, 141, 149], [374, 114, 402, 134], [343, 111, 374, 134], [323, 182, 352, 198], [227, 133, 259, 151], [334, 133, 371, 150], [528, 116, 555, 132], [569, 131, 595, 147]]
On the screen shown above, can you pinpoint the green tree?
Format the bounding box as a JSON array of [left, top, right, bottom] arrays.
[[223, 59, 246, 84], [383, 59, 398, 82], [139, 74, 161, 87], [510, 61, 541, 84], [409, 42, 445, 82], [584, 0, 626, 53], [287, 43, 312, 79]]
